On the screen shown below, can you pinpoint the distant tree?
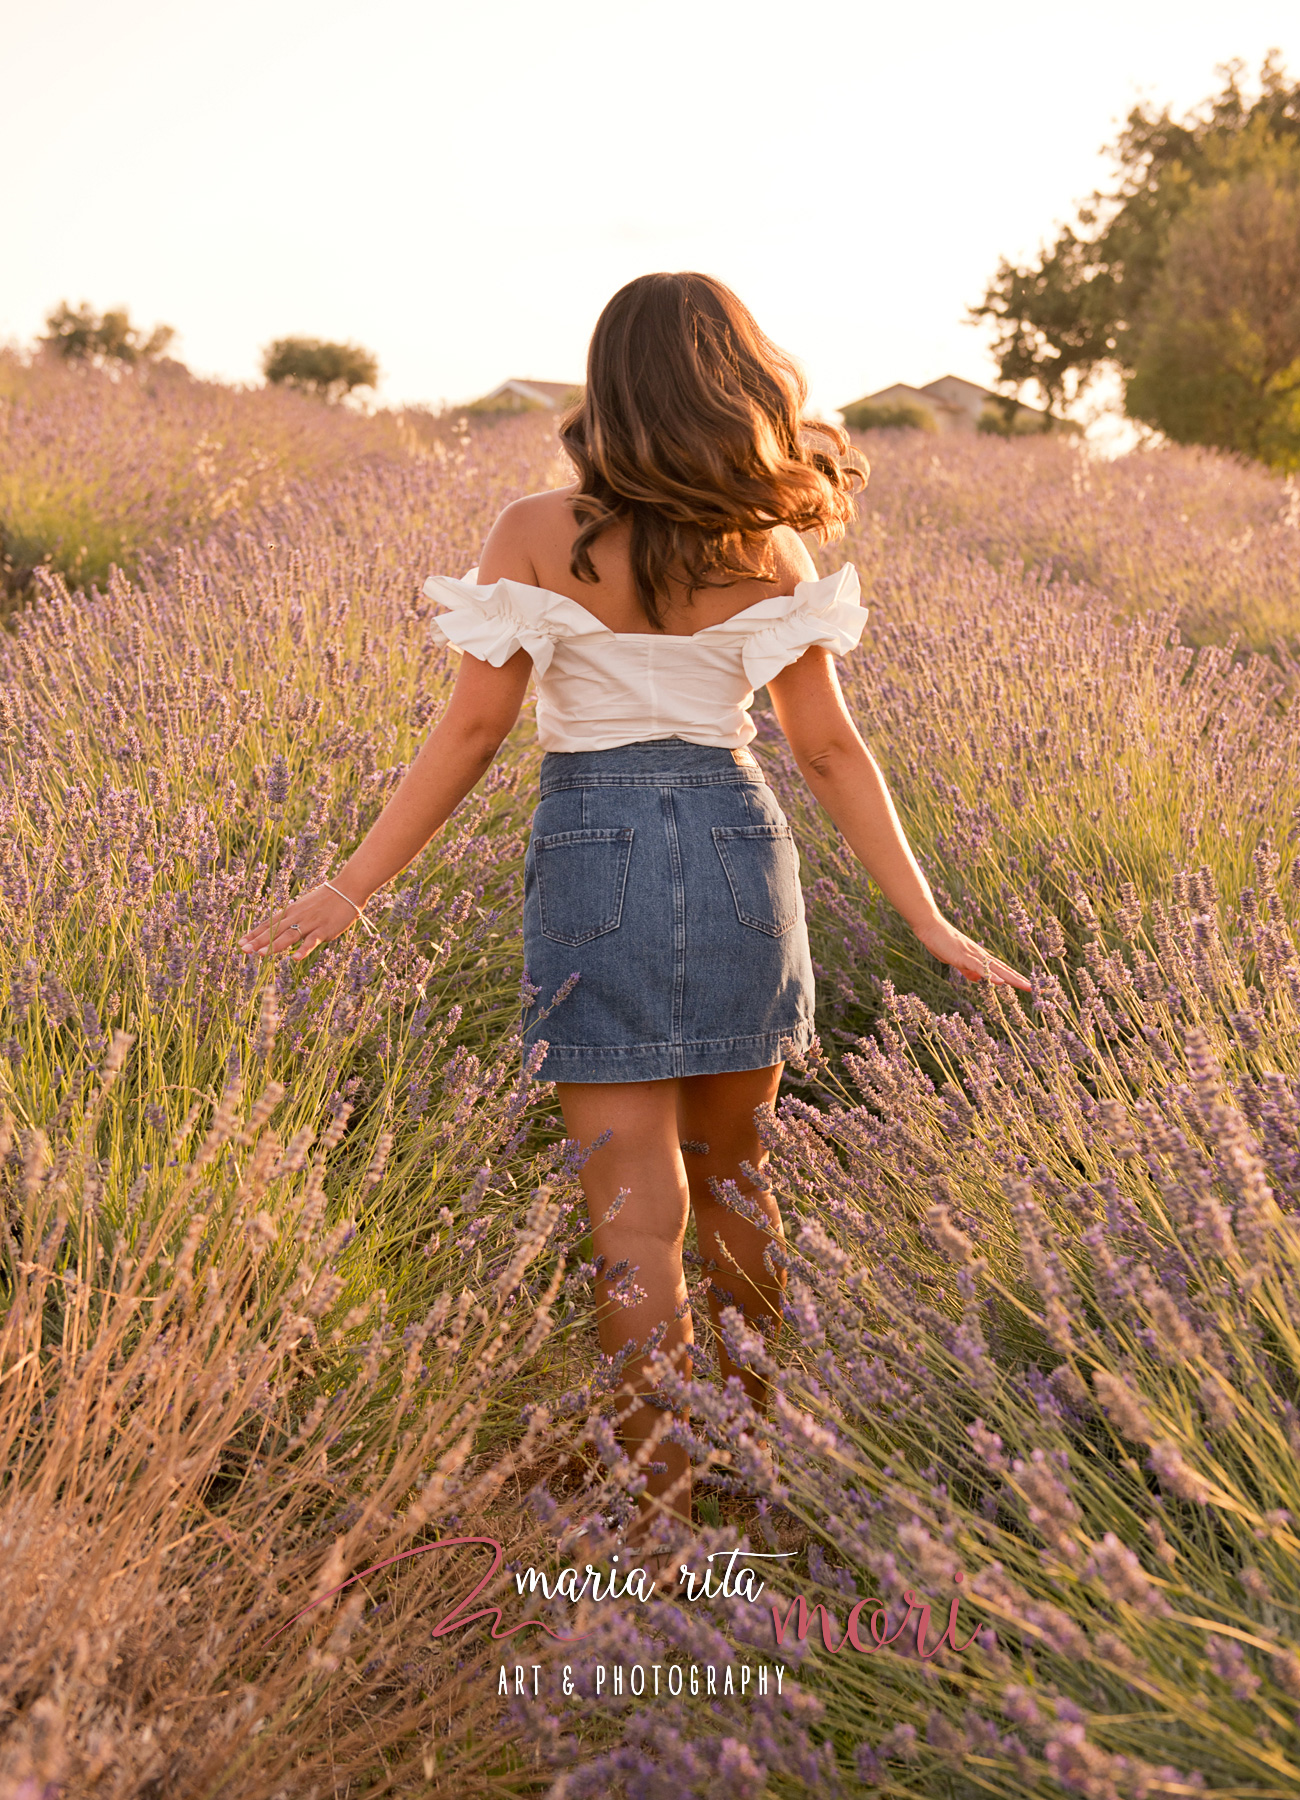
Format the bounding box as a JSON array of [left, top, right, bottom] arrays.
[[971, 53, 1300, 423], [977, 399, 1060, 437], [43, 301, 176, 366], [262, 337, 379, 402], [1125, 146, 1300, 469], [840, 399, 936, 433]]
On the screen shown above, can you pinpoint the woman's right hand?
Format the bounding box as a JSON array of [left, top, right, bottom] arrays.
[[238, 883, 365, 961], [913, 915, 1034, 992]]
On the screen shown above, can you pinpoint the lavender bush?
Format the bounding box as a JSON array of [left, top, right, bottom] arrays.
[[844, 428, 1300, 652], [0, 347, 461, 605], [767, 540, 1300, 1044], [4, 396, 1300, 1794], [0, 414, 612, 1793]]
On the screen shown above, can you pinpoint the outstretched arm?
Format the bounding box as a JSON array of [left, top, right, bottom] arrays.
[[239, 646, 532, 959], [766, 646, 1031, 990]]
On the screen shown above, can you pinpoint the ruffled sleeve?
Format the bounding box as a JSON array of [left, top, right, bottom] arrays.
[[741, 564, 869, 690], [423, 571, 568, 676]]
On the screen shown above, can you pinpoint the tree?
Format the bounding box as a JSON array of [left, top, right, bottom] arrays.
[[1125, 147, 1300, 470], [971, 53, 1300, 421], [261, 337, 379, 402], [43, 301, 176, 366]]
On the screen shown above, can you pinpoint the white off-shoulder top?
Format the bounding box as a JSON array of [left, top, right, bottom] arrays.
[[421, 563, 868, 754]]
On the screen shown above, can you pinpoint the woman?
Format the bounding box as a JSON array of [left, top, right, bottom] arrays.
[[239, 273, 1030, 1555]]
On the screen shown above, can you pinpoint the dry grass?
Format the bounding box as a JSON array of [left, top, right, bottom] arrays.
[[0, 1015, 613, 1798]]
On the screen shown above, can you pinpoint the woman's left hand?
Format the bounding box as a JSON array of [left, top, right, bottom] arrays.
[[913, 915, 1034, 992], [238, 884, 363, 960]]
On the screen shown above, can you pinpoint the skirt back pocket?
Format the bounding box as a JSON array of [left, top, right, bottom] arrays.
[[711, 824, 800, 937], [534, 827, 635, 945]]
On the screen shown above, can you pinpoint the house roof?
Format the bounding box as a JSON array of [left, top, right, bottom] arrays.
[[849, 383, 938, 410], [841, 374, 1043, 418], [478, 378, 582, 409], [919, 375, 1000, 407]]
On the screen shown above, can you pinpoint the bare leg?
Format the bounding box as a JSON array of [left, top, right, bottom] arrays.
[[677, 1065, 785, 1415], [555, 1065, 786, 1543], [554, 1079, 693, 1546]]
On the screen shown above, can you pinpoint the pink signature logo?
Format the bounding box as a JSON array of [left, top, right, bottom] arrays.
[[265, 1536, 600, 1648], [266, 1536, 982, 1663]]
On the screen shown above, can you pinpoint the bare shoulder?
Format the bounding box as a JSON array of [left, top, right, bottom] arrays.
[[479, 486, 578, 583], [493, 486, 579, 543], [765, 524, 820, 591]]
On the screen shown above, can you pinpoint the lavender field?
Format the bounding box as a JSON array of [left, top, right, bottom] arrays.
[[3, 356, 1300, 1798]]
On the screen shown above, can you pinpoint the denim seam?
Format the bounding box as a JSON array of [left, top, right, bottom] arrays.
[[539, 771, 766, 794], [662, 785, 687, 1073], [523, 1024, 815, 1059]]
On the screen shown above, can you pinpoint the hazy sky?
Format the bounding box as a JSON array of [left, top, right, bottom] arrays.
[[3, 0, 1296, 420]]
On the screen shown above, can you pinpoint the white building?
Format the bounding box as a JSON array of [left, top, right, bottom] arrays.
[[841, 375, 1045, 433]]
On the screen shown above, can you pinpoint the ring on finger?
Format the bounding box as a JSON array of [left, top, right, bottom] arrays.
[[289, 922, 302, 936]]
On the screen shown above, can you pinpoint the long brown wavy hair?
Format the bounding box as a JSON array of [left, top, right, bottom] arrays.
[[559, 273, 867, 629]]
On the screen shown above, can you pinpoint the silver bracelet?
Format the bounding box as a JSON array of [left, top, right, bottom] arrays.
[[323, 878, 381, 938]]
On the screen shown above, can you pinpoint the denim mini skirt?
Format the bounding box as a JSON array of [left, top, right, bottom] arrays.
[[521, 739, 816, 1082]]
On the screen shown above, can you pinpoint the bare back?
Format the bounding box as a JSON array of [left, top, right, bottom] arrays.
[[476, 487, 820, 637]]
